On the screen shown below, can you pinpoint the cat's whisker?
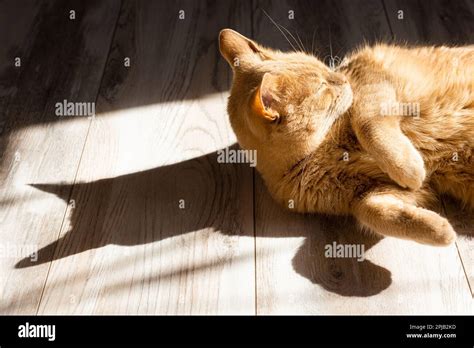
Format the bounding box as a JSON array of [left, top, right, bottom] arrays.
[[295, 30, 307, 54], [325, 26, 341, 70], [328, 26, 334, 59], [322, 54, 336, 69], [278, 22, 305, 52], [311, 27, 317, 57], [334, 43, 347, 62], [260, 10, 304, 53], [261, 8, 298, 52]]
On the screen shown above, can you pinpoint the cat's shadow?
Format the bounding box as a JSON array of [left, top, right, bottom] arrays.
[[17, 144, 393, 297]]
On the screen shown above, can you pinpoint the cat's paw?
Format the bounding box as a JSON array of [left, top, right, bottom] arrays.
[[356, 192, 457, 246], [412, 209, 457, 246], [382, 139, 426, 190]]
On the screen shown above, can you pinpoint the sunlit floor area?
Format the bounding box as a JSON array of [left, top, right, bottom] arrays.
[[0, 0, 473, 314]]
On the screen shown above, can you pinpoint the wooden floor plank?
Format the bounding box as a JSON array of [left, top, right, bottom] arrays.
[[383, 0, 474, 45], [443, 197, 474, 296], [0, 0, 121, 314], [36, 0, 256, 314], [3, 0, 472, 316], [253, 0, 473, 314], [384, 0, 474, 297]]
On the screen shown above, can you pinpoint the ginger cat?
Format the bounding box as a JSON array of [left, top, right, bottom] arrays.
[[219, 29, 474, 246]]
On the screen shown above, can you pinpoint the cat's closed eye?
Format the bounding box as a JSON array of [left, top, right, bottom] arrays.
[[327, 73, 347, 86], [315, 81, 328, 96]]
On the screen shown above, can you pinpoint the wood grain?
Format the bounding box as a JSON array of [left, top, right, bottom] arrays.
[[384, 0, 474, 297], [1, 0, 472, 315], [0, 0, 121, 314], [443, 197, 474, 296], [253, 0, 472, 314], [383, 0, 474, 45], [36, 0, 256, 314]]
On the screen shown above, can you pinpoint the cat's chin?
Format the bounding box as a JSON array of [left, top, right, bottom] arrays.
[[333, 83, 353, 117]]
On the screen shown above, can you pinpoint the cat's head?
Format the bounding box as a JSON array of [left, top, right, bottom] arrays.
[[219, 29, 352, 180]]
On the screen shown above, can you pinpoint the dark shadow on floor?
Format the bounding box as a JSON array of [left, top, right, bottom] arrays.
[[4, 0, 474, 298], [13, 144, 395, 297]]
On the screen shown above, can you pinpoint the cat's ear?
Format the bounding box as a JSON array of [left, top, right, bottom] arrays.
[[219, 29, 261, 67], [251, 73, 280, 122]]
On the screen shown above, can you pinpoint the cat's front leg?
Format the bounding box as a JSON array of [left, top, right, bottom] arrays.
[[352, 187, 456, 246], [351, 84, 426, 190], [355, 118, 426, 189]]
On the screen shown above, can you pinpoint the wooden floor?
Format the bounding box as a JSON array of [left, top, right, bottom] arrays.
[[0, 0, 473, 314]]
